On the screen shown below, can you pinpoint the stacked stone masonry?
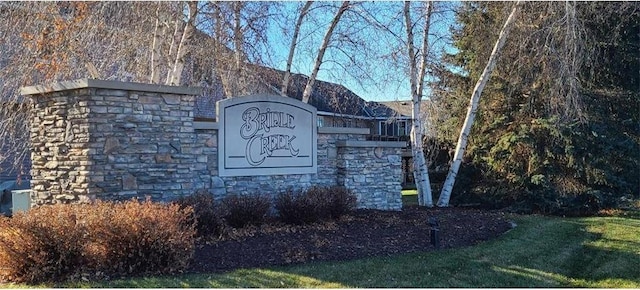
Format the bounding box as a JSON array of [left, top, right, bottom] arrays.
[[23, 79, 404, 210], [336, 143, 403, 210]]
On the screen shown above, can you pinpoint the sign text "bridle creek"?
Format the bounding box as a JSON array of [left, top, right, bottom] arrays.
[[239, 107, 299, 166]]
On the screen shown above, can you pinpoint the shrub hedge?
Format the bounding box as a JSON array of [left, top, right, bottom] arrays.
[[174, 192, 225, 238], [0, 186, 356, 283], [0, 199, 195, 284], [275, 186, 356, 224], [274, 189, 318, 225], [221, 194, 271, 228]]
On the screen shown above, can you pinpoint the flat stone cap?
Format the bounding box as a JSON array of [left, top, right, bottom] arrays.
[[336, 140, 407, 148], [318, 127, 370, 135], [20, 78, 202, 96]]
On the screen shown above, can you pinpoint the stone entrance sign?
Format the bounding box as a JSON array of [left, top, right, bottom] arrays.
[[21, 79, 404, 210], [218, 95, 317, 176]]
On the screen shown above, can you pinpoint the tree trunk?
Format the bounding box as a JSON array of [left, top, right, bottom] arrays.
[[437, 0, 523, 207], [149, 3, 163, 84], [301, 1, 349, 104], [166, 1, 197, 86], [164, 18, 181, 83], [282, 1, 313, 97], [231, 1, 245, 96], [210, 2, 233, 97], [404, 1, 434, 207]]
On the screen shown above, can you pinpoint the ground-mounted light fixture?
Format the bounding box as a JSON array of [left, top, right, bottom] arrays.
[[429, 217, 440, 248]]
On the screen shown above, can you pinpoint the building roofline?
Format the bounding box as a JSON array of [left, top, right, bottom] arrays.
[[317, 110, 411, 121]]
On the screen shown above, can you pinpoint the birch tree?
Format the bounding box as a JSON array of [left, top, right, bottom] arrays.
[[301, 1, 350, 104], [166, 1, 198, 86], [433, 1, 638, 211], [281, 1, 313, 97], [438, 0, 523, 207], [201, 1, 276, 97], [147, 1, 201, 86], [149, 4, 165, 84], [404, 1, 434, 207], [231, 1, 244, 96]]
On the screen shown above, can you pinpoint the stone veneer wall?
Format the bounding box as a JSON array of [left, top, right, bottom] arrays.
[[337, 141, 404, 210], [24, 79, 205, 205], [22, 79, 404, 210]]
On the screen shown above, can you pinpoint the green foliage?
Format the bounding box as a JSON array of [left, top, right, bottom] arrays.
[[0, 200, 196, 284], [275, 186, 356, 225], [580, 3, 640, 91], [435, 1, 640, 214], [221, 194, 271, 228]]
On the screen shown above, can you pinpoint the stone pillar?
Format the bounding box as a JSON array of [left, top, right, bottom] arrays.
[[336, 140, 405, 210], [21, 79, 202, 206]]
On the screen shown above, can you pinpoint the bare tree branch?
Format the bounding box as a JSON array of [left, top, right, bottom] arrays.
[[282, 1, 313, 97], [302, 1, 350, 104]]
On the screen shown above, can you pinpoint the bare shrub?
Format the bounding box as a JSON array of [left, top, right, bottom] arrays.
[[221, 194, 271, 228], [276, 186, 356, 225], [174, 192, 225, 238], [0, 199, 195, 284]]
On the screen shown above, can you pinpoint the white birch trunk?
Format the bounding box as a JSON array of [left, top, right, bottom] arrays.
[[221, 1, 245, 96], [211, 2, 232, 97], [282, 1, 313, 97], [405, 1, 434, 207], [150, 3, 162, 84], [437, 1, 523, 207], [149, 4, 160, 84], [301, 1, 349, 104], [164, 19, 181, 82], [166, 1, 197, 86]]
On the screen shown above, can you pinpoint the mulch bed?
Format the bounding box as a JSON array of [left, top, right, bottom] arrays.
[[188, 206, 514, 274]]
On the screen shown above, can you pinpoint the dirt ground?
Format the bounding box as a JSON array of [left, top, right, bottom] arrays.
[[188, 206, 514, 274]]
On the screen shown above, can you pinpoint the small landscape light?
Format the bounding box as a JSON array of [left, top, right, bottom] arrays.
[[429, 217, 440, 248]]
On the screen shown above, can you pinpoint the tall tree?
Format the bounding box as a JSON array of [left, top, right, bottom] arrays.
[[149, 3, 165, 84], [284, 1, 400, 105], [201, 1, 275, 97], [438, 0, 523, 207], [281, 1, 313, 97], [0, 2, 212, 179], [232, 1, 244, 95], [434, 1, 639, 212], [301, 1, 350, 104], [166, 1, 198, 86], [0, 2, 156, 180], [404, 1, 434, 207]]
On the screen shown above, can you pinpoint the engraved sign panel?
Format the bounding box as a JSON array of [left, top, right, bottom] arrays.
[[218, 94, 317, 176]]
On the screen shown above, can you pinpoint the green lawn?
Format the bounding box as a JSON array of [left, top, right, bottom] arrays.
[[402, 189, 418, 196], [402, 189, 418, 206], [6, 209, 639, 288]]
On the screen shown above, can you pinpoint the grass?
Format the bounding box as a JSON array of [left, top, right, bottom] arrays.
[[5, 208, 639, 288], [401, 189, 417, 196], [402, 189, 418, 206]]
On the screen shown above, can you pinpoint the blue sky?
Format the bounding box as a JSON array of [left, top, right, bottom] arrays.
[[262, 1, 459, 103]]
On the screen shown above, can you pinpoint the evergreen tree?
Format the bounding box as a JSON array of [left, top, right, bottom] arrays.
[[435, 1, 639, 215]]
